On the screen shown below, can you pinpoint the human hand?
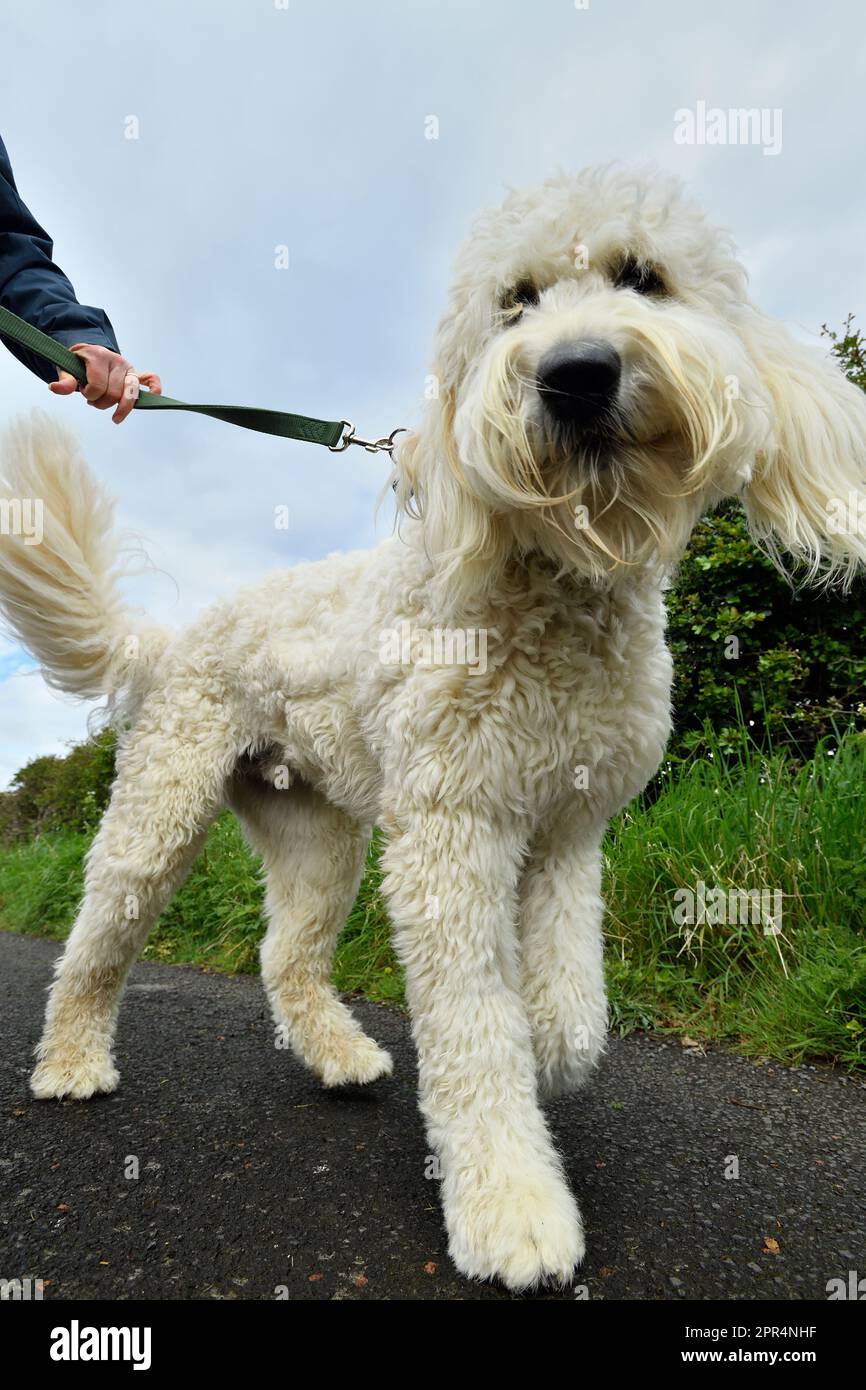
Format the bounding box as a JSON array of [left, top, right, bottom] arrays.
[[50, 344, 162, 424]]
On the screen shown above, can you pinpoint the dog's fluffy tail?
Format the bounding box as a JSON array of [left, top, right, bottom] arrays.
[[0, 412, 170, 701]]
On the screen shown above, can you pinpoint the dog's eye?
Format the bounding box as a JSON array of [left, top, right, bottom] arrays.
[[612, 255, 667, 296], [499, 278, 540, 322]]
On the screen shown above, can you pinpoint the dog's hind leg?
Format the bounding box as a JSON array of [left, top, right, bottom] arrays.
[[30, 703, 238, 1101], [230, 777, 393, 1088]]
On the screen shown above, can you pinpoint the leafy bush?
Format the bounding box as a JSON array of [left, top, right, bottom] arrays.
[[0, 728, 116, 842], [666, 500, 866, 757], [823, 312, 866, 393]]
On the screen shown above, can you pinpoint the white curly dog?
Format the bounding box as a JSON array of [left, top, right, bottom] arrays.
[[2, 167, 865, 1291]]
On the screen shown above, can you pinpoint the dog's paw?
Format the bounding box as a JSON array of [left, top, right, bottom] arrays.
[[31, 1051, 120, 1101], [531, 1012, 607, 1100], [319, 1037, 393, 1088], [535, 1042, 603, 1100], [445, 1168, 585, 1291]]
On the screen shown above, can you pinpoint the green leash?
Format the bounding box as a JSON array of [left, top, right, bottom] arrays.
[[0, 303, 404, 455]]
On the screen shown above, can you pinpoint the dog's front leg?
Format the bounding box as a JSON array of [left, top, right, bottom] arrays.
[[519, 810, 608, 1098], [382, 805, 584, 1291]]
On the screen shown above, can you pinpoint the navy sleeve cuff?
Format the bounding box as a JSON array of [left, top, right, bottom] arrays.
[[52, 325, 121, 354]]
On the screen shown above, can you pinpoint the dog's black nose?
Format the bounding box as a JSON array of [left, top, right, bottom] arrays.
[[536, 340, 622, 429]]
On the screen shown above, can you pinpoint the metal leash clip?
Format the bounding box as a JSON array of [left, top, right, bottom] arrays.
[[329, 422, 407, 455]]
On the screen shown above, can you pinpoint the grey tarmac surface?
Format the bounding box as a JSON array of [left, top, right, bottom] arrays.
[[1, 931, 863, 1302]]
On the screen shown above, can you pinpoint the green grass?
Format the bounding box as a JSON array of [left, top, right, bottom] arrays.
[[0, 814, 404, 1001], [1, 730, 864, 1068], [604, 730, 866, 1067]]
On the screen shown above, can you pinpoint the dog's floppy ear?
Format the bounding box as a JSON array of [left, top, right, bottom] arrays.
[[740, 310, 866, 588]]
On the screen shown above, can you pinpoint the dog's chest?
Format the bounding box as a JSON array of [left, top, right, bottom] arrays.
[[380, 576, 673, 824]]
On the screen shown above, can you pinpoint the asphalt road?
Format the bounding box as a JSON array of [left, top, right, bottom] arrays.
[[1, 931, 863, 1302]]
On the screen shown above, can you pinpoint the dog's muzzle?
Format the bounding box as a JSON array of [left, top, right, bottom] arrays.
[[536, 340, 622, 431]]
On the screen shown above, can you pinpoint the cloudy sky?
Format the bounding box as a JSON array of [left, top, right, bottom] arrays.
[[1, 0, 864, 786]]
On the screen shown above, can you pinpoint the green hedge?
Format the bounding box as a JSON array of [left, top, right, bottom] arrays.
[[667, 500, 866, 757], [0, 728, 116, 842]]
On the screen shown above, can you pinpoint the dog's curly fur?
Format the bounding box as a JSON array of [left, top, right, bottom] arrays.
[[2, 166, 865, 1290]]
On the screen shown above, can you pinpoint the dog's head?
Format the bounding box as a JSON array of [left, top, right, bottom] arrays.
[[397, 166, 866, 600]]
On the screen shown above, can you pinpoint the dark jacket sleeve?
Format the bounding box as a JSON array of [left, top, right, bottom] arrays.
[[0, 134, 120, 382]]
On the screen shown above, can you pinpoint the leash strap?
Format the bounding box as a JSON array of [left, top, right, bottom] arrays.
[[0, 303, 346, 449]]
